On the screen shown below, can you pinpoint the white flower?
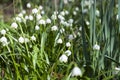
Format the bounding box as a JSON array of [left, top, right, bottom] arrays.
[[68, 19, 74, 24], [27, 3, 31, 8], [18, 13, 23, 17], [41, 10, 45, 15], [24, 38, 29, 43], [29, 15, 33, 20], [68, 34, 74, 40], [39, 19, 46, 25], [71, 66, 82, 77], [46, 18, 51, 24], [51, 25, 58, 31], [60, 28, 65, 33], [38, 5, 43, 10], [36, 14, 42, 20], [59, 54, 68, 63], [65, 50, 71, 56], [31, 36, 36, 41], [93, 43, 100, 50], [86, 21, 90, 25], [60, 11, 65, 16], [0, 29, 6, 35], [64, 0, 68, 4], [114, 67, 120, 74], [21, 10, 26, 14], [96, 10, 100, 17], [66, 42, 71, 47], [73, 11, 77, 15], [25, 15, 29, 20], [51, 14, 57, 20], [35, 25, 40, 30], [75, 7, 79, 11], [15, 17, 22, 22], [79, 26, 82, 31], [18, 37, 24, 43], [57, 38, 63, 44], [32, 8, 38, 14], [65, 10, 69, 15], [11, 22, 18, 29], [58, 14, 65, 20], [0, 36, 8, 46]]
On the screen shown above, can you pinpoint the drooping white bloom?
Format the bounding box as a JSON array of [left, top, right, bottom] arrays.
[[79, 26, 82, 31], [0, 29, 6, 35], [39, 19, 46, 25], [96, 10, 100, 17], [35, 25, 40, 30], [38, 5, 43, 10], [21, 10, 26, 14], [18, 37, 25, 43], [26, 3, 31, 8], [58, 14, 65, 20], [29, 15, 33, 20], [65, 10, 69, 15], [15, 17, 22, 22], [18, 13, 23, 17], [25, 15, 29, 20], [114, 67, 120, 74], [68, 34, 74, 40], [51, 14, 57, 20], [32, 8, 38, 14], [75, 7, 79, 11], [0, 36, 8, 46], [60, 28, 65, 33], [73, 11, 77, 15], [31, 35, 36, 41], [11, 22, 18, 29], [66, 42, 71, 47], [60, 11, 65, 16], [59, 54, 68, 63], [51, 25, 58, 31], [36, 14, 42, 20], [68, 19, 74, 24], [71, 66, 82, 77], [46, 18, 51, 24], [86, 21, 90, 25], [24, 38, 29, 43], [41, 10, 45, 15], [64, 0, 68, 4], [65, 50, 71, 56], [93, 43, 100, 50], [57, 38, 63, 44]]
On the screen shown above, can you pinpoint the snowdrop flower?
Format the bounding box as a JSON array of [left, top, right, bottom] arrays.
[[75, 7, 79, 11], [18, 37, 25, 43], [64, 0, 68, 4], [41, 10, 45, 15], [24, 38, 29, 43], [116, 14, 119, 20], [38, 5, 43, 10], [60, 11, 65, 16], [27, 3, 31, 8], [57, 38, 63, 44], [60, 28, 65, 33], [82, 9, 88, 13], [68, 34, 74, 40], [93, 43, 100, 50], [25, 15, 29, 20], [73, 11, 77, 15], [36, 14, 42, 20], [21, 10, 26, 14], [46, 18, 51, 24], [0, 36, 8, 46], [32, 8, 38, 14], [65, 10, 69, 15], [86, 21, 90, 25], [39, 19, 46, 25], [18, 13, 23, 17], [59, 54, 68, 63], [51, 14, 57, 20], [11, 22, 18, 29], [79, 26, 82, 31], [68, 19, 74, 24], [15, 17, 22, 22], [65, 50, 71, 56], [58, 14, 65, 20], [51, 25, 58, 31], [96, 10, 100, 17], [66, 42, 71, 47], [71, 66, 82, 77], [114, 67, 120, 74], [31, 35, 36, 41], [35, 25, 40, 30], [29, 15, 33, 20], [0, 29, 6, 35]]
